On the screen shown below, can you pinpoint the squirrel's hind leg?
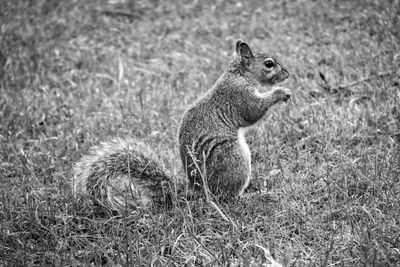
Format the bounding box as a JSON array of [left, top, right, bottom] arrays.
[[206, 141, 251, 199]]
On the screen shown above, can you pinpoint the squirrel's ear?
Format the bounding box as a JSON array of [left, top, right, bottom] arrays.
[[236, 39, 254, 67], [235, 39, 244, 55]]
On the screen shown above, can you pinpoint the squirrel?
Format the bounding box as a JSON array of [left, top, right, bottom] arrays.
[[72, 39, 292, 211]]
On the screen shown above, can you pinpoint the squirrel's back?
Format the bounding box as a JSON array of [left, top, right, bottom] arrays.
[[72, 138, 173, 210]]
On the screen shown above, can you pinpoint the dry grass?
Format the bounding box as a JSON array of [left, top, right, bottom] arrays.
[[1, 0, 399, 266]]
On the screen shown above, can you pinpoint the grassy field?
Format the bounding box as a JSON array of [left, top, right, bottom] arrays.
[[1, 0, 399, 266]]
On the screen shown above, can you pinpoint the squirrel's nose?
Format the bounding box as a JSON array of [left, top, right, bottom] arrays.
[[282, 69, 289, 79]]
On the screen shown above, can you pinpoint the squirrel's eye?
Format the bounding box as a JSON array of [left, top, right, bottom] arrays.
[[264, 60, 275, 68]]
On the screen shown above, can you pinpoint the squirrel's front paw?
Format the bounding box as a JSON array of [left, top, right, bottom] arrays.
[[273, 87, 292, 102]]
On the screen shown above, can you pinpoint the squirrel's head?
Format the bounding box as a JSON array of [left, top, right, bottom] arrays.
[[235, 39, 289, 86]]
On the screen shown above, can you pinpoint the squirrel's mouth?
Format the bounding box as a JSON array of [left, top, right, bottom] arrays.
[[270, 70, 289, 84]]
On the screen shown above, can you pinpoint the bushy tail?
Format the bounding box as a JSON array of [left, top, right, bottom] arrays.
[[72, 138, 177, 211]]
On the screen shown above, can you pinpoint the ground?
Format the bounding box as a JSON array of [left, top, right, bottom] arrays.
[[1, 0, 399, 266]]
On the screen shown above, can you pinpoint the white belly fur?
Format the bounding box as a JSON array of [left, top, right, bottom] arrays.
[[238, 127, 251, 195]]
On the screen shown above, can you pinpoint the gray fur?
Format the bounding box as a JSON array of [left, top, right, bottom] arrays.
[[178, 40, 291, 199], [73, 40, 292, 209], [73, 138, 174, 210]]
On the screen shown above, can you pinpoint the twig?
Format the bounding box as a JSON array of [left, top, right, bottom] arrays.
[[338, 70, 396, 89], [208, 200, 230, 222], [331, 70, 397, 93], [100, 9, 140, 20]]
